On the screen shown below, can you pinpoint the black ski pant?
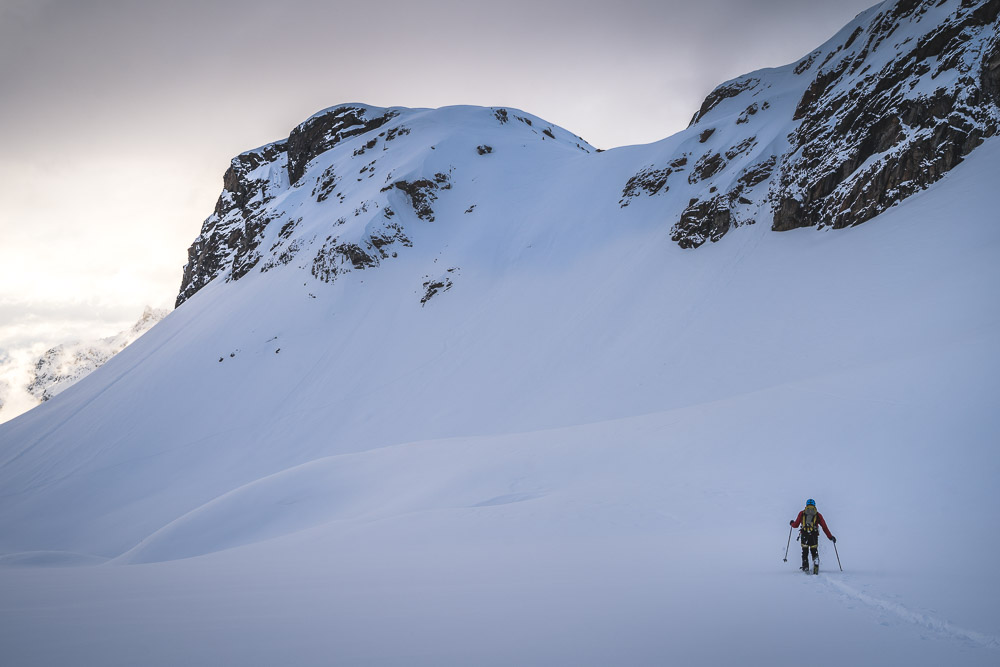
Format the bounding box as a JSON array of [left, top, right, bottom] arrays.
[[801, 531, 819, 567]]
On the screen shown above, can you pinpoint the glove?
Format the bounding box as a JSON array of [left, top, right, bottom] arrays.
[[789, 520, 794, 526], [831, 536, 837, 543]]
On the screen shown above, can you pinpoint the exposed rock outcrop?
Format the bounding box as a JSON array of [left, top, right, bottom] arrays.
[[689, 78, 761, 125], [287, 106, 399, 186], [624, 0, 1000, 248], [772, 0, 1000, 232], [176, 105, 592, 306], [389, 173, 452, 222]]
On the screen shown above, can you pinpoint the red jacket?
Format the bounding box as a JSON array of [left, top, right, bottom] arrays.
[[791, 510, 834, 539]]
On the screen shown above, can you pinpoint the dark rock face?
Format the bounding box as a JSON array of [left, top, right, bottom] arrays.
[[177, 141, 289, 306], [176, 105, 431, 307], [620, 167, 671, 204], [793, 59, 851, 122], [420, 276, 452, 305], [627, 0, 1000, 249], [672, 198, 732, 249], [772, 0, 999, 233], [313, 166, 340, 203], [689, 78, 760, 126], [310, 217, 412, 284], [619, 158, 687, 207], [311, 239, 377, 283], [390, 173, 452, 222], [215, 141, 287, 218], [286, 106, 398, 186], [420, 268, 459, 306], [737, 156, 776, 190], [980, 28, 1000, 104], [688, 152, 725, 183]]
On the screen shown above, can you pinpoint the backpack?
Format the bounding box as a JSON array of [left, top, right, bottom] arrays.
[[801, 506, 819, 534]]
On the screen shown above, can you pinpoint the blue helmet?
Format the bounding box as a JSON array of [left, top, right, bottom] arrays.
[[806, 499, 816, 506]]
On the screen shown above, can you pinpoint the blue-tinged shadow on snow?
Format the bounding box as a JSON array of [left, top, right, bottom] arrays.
[[0, 551, 108, 567]]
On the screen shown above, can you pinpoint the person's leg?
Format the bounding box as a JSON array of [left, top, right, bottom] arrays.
[[807, 533, 819, 571]]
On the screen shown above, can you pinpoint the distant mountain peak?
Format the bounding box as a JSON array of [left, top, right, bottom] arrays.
[[24, 307, 169, 403]]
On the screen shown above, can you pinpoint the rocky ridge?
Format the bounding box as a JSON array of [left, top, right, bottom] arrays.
[[176, 105, 592, 306], [177, 0, 999, 306], [647, 0, 1000, 246]]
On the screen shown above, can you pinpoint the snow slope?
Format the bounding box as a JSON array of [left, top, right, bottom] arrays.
[[0, 1, 998, 664], [0, 135, 997, 664]]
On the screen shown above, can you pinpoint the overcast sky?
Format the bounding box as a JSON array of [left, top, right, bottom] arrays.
[[0, 0, 877, 351]]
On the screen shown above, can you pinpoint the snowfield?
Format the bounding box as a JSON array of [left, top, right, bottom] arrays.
[[3, 1, 1000, 658], [0, 131, 997, 664]]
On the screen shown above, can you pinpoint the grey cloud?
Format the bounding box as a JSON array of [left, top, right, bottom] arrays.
[[1, 0, 877, 151]]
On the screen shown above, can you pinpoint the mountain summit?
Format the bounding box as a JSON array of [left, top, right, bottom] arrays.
[[176, 105, 593, 306]]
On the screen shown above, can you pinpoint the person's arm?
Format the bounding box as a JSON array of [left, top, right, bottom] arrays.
[[790, 510, 803, 527], [818, 514, 835, 540]]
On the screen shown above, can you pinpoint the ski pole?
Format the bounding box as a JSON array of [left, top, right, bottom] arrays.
[[833, 541, 843, 571], [783, 525, 793, 562]]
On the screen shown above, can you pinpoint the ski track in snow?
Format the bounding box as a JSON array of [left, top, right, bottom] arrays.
[[820, 576, 1000, 650]]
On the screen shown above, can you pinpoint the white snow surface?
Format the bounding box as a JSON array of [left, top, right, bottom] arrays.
[[0, 130, 997, 663], [1, 4, 999, 658]]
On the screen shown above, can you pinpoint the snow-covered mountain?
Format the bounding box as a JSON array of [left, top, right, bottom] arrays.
[[175, 0, 998, 300], [1, 2, 998, 666], [174, 105, 595, 306], [25, 307, 168, 403], [0, 308, 167, 424]]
